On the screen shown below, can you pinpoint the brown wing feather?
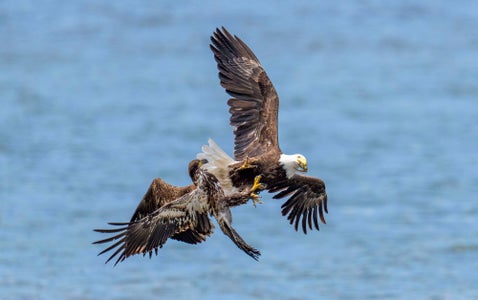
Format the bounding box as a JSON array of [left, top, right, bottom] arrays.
[[269, 174, 328, 234], [129, 178, 195, 222], [210, 27, 280, 160], [93, 191, 213, 265]]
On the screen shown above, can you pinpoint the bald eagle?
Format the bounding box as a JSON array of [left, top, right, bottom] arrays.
[[197, 27, 328, 234], [93, 159, 265, 265]]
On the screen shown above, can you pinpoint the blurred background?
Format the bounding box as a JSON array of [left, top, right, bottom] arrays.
[[1, 1, 477, 299]]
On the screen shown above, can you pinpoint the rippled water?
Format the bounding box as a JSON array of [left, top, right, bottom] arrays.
[[1, 1, 477, 299]]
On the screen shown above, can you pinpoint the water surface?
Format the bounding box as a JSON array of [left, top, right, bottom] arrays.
[[1, 1, 477, 299]]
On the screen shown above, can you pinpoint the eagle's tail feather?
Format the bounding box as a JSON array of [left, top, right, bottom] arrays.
[[197, 138, 237, 193], [197, 138, 235, 170]]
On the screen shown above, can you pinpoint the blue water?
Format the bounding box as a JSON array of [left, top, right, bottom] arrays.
[[1, 1, 477, 299]]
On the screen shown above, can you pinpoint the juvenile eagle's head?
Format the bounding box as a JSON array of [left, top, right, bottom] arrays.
[[188, 159, 207, 184], [279, 154, 308, 178]]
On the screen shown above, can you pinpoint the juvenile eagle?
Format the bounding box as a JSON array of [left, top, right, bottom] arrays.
[[198, 27, 328, 234], [93, 160, 265, 265]]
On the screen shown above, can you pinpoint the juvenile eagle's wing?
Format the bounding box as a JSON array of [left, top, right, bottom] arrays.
[[129, 178, 195, 222], [268, 174, 328, 234], [210, 27, 280, 161], [93, 191, 213, 266]]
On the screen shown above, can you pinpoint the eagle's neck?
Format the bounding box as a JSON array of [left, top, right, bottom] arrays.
[[279, 154, 298, 179]]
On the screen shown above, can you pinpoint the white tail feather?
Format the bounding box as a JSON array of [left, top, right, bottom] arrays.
[[196, 139, 237, 193], [197, 138, 235, 169]]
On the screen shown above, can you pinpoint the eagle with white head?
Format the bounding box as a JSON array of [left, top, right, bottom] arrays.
[[198, 28, 328, 234]]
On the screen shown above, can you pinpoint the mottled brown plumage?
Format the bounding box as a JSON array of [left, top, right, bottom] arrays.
[[93, 160, 262, 265], [129, 174, 194, 223], [128, 160, 203, 244], [205, 27, 328, 233]]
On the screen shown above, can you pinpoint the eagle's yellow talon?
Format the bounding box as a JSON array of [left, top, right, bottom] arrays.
[[251, 175, 267, 192], [238, 157, 254, 170], [252, 175, 261, 191], [249, 175, 265, 207]]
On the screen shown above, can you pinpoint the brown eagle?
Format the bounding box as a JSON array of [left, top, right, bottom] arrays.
[[197, 27, 328, 234], [93, 159, 265, 265]]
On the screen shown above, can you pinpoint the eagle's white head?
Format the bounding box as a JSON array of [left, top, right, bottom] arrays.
[[279, 154, 308, 178]]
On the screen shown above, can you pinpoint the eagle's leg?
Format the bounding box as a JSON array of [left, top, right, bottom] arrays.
[[250, 175, 266, 207], [238, 156, 255, 170]]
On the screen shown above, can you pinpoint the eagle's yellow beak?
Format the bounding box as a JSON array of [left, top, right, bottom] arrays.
[[297, 156, 308, 172]]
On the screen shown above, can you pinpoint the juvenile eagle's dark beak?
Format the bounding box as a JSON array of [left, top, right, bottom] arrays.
[[199, 159, 208, 167]]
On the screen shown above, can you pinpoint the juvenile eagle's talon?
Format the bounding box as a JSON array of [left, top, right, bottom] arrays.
[[250, 193, 263, 207]]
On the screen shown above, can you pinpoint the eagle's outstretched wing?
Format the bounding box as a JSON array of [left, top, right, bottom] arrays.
[[210, 27, 281, 161], [128, 178, 200, 245], [129, 178, 194, 222], [268, 174, 328, 234], [93, 191, 213, 266]]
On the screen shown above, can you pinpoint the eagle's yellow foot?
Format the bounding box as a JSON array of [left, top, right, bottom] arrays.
[[250, 175, 266, 207], [251, 175, 266, 192], [238, 157, 254, 170]]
